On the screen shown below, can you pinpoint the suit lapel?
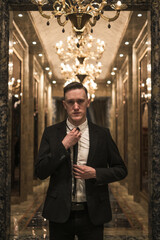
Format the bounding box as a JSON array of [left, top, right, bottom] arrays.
[[57, 120, 67, 142], [57, 120, 72, 170], [87, 121, 98, 166]]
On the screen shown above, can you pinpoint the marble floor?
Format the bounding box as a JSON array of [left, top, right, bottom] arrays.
[[10, 181, 148, 240]]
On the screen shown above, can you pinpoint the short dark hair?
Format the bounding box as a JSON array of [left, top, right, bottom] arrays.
[[63, 82, 88, 98]]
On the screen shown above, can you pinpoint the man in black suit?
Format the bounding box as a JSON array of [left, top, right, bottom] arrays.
[[36, 82, 127, 240]]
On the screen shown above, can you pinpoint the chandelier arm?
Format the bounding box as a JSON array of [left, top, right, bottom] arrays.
[[52, 0, 63, 10], [101, 10, 120, 22], [56, 15, 68, 27], [89, 17, 97, 27], [66, 0, 74, 10], [85, 5, 92, 12], [87, 4, 99, 14], [38, 5, 52, 19], [92, 2, 107, 13], [52, 0, 71, 15], [63, 1, 74, 13]]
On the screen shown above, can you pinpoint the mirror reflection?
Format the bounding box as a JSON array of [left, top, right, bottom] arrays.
[[9, 9, 150, 239]]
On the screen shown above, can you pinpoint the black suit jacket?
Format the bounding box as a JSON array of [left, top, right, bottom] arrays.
[[35, 120, 127, 225]]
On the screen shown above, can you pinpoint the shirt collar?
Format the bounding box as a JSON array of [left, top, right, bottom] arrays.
[[66, 118, 88, 132]]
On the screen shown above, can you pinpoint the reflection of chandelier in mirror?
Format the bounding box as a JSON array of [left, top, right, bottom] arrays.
[[55, 31, 105, 99], [141, 77, 151, 100], [60, 60, 102, 82], [31, 0, 127, 31], [64, 76, 98, 101], [56, 32, 105, 62], [60, 58, 100, 99]]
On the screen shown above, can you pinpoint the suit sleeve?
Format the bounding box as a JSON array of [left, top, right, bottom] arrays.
[[95, 129, 128, 185], [35, 127, 70, 180]]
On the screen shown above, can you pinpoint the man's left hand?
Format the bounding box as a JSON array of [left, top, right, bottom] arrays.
[[73, 165, 96, 179]]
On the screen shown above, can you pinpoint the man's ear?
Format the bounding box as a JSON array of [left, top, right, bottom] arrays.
[[87, 98, 91, 108], [63, 100, 67, 110]]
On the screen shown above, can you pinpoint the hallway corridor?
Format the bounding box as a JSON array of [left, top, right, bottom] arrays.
[[10, 181, 148, 240]]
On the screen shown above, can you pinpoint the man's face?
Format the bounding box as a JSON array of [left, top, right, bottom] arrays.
[[63, 88, 90, 126]]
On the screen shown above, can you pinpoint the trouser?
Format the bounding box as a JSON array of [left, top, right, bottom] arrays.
[[49, 208, 104, 240]]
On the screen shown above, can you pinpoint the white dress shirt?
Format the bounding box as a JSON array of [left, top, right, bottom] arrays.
[[66, 119, 89, 202]]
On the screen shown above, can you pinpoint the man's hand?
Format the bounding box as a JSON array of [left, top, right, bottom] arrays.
[[73, 165, 96, 179], [62, 128, 81, 150]]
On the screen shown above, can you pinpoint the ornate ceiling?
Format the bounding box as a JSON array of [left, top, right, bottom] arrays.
[[12, 10, 148, 86], [29, 11, 131, 83]]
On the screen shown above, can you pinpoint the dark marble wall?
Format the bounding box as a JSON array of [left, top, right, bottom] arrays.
[[0, 0, 10, 239], [0, 0, 159, 239], [150, 1, 160, 240]]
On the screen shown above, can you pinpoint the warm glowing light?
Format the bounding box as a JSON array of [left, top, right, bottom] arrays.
[[9, 49, 13, 54], [146, 78, 151, 85], [107, 80, 111, 84], [111, 72, 115, 75], [91, 93, 95, 99], [9, 63, 13, 67], [18, 14, 23, 17], [117, 1, 122, 6], [147, 64, 151, 72]]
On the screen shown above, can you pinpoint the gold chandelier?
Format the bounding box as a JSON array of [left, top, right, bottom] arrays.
[[55, 30, 105, 83], [64, 76, 97, 100], [60, 59, 102, 82], [56, 32, 105, 62], [55, 29, 105, 98], [31, 0, 127, 31]]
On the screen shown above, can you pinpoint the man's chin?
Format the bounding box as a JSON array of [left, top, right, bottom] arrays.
[[72, 116, 82, 122], [70, 116, 84, 125]]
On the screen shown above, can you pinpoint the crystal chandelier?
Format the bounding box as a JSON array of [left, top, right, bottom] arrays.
[[56, 32, 105, 62], [60, 56, 101, 99], [56, 30, 105, 82], [64, 76, 97, 100], [60, 59, 102, 82], [31, 0, 127, 31], [56, 31, 105, 99]]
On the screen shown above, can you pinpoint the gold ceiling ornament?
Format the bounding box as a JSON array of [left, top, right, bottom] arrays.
[[31, 0, 127, 31]]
